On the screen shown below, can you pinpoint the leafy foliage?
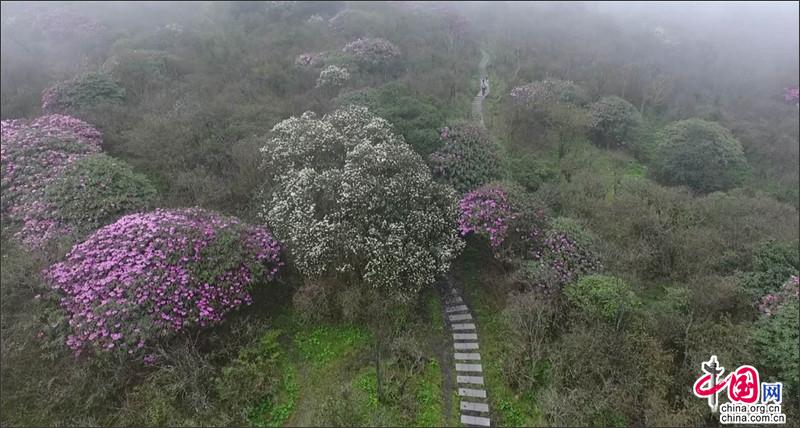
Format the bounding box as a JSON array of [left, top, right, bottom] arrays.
[[335, 82, 446, 156], [41, 73, 125, 114], [565, 274, 640, 324], [654, 118, 748, 192], [44, 154, 157, 237], [588, 95, 642, 149], [752, 288, 799, 398]]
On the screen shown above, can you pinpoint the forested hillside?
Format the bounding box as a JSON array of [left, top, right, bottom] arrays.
[[1, 2, 798, 427]]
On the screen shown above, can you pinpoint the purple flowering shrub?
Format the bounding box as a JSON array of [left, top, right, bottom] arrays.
[[519, 217, 602, 294], [784, 87, 799, 105], [45, 208, 283, 359], [343, 37, 401, 69], [458, 182, 548, 261], [41, 73, 126, 114], [429, 122, 503, 193], [458, 185, 517, 249], [1, 115, 102, 247], [757, 275, 799, 316]]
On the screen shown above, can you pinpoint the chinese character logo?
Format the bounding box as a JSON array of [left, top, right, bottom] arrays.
[[693, 356, 761, 411], [762, 382, 782, 404]]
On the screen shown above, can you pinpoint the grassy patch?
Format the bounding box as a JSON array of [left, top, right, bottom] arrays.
[[294, 324, 371, 368], [415, 359, 443, 427]]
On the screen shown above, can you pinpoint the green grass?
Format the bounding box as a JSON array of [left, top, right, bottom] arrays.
[[294, 324, 371, 368], [415, 359, 443, 427]]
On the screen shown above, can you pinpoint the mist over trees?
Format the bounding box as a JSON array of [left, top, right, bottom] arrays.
[[1, 1, 798, 427]]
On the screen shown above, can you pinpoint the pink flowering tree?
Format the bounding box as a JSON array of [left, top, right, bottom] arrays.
[[1, 115, 102, 247], [45, 208, 283, 361]]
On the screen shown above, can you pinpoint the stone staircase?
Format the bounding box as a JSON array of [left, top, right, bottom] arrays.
[[443, 284, 491, 427]]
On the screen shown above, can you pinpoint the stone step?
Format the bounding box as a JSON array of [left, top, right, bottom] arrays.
[[454, 342, 479, 350], [460, 401, 490, 413], [457, 375, 484, 385], [450, 288, 459, 295], [447, 296, 464, 304], [453, 333, 478, 340], [454, 352, 481, 360], [452, 323, 476, 331], [449, 313, 473, 322], [461, 414, 491, 427], [446, 304, 469, 313], [458, 387, 486, 398], [456, 363, 483, 372]]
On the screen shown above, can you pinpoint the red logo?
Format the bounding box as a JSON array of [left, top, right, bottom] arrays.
[[693, 356, 760, 411]]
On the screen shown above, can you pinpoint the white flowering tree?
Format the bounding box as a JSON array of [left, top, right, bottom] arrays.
[[260, 105, 463, 400], [261, 105, 462, 295], [315, 65, 350, 94]]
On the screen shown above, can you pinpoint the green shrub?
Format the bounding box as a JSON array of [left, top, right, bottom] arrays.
[[538, 325, 687, 427], [738, 241, 800, 296], [43, 154, 157, 237], [335, 83, 446, 156], [509, 153, 558, 192], [588, 96, 642, 149], [42, 73, 126, 114], [653, 118, 748, 193], [216, 330, 284, 422], [752, 297, 799, 403], [565, 274, 640, 324]]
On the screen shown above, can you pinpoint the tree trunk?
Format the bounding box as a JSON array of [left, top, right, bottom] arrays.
[[375, 335, 383, 403]]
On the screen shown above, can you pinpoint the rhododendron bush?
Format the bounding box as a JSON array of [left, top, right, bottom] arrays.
[[1, 115, 102, 246], [260, 106, 462, 295], [45, 208, 283, 358], [505, 217, 602, 294], [458, 182, 547, 261], [458, 185, 517, 249], [429, 122, 503, 193]]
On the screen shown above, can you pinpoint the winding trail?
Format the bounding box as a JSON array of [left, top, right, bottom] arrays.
[[471, 49, 490, 128], [443, 49, 493, 427]]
